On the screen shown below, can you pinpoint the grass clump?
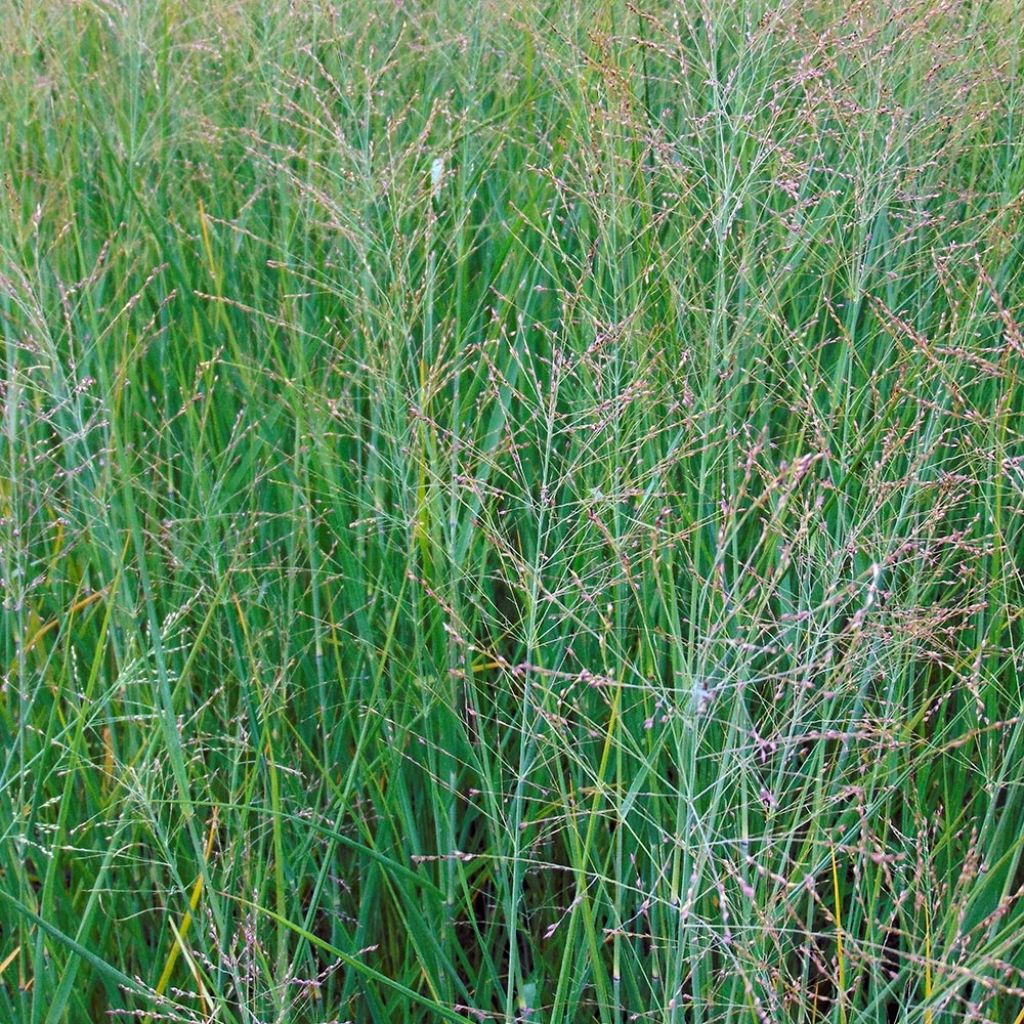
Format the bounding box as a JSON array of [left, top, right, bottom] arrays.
[[2, 1, 1024, 1021]]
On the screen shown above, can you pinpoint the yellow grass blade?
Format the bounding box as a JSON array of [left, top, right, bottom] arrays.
[[831, 844, 847, 1024], [11, 589, 106, 673], [0, 945, 20, 979], [144, 808, 219, 1023]]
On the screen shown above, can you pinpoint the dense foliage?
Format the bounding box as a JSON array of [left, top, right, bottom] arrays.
[[2, 2, 1024, 1022]]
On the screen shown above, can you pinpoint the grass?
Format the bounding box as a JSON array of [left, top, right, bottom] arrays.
[[1, 0, 1024, 1021]]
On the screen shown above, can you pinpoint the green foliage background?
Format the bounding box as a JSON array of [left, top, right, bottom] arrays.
[[2, 1, 1024, 1021]]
